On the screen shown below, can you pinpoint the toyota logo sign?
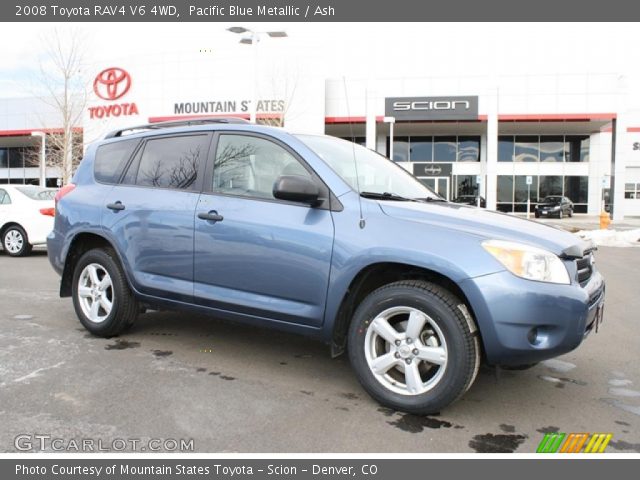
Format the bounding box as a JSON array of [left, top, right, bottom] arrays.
[[93, 67, 131, 101]]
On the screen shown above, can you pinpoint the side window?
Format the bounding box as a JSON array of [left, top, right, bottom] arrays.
[[94, 139, 139, 184], [133, 135, 209, 190], [0, 189, 10, 205], [212, 134, 310, 200]]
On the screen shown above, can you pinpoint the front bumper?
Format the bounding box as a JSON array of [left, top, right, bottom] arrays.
[[460, 268, 605, 366]]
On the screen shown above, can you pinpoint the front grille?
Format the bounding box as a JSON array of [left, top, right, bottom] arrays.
[[576, 253, 593, 285]]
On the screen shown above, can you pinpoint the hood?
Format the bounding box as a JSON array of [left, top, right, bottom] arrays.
[[537, 201, 561, 207], [377, 200, 590, 257]]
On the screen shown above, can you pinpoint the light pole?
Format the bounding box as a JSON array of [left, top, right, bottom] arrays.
[[31, 131, 46, 187], [227, 27, 287, 123]]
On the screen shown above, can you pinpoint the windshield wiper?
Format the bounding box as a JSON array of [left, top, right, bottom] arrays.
[[360, 192, 422, 202], [423, 197, 448, 202]]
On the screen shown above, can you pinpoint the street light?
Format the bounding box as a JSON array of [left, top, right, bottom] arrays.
[[31, 131, 46, 187], [227, 26, 288, 123]]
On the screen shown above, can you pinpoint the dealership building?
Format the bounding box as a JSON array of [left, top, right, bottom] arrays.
[[2, 57, 640, 219]]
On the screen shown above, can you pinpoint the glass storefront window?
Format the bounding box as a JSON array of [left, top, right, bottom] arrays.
[[624, 183, 639, 200], [391, 136, 410, 162], [458, 137, 480, 162], [386, 136, 480, 162], [539, 176, 563, 198], [497, 175, 514, 203], [564, 176, 588, 204], [514, 136, 539, 162], [498, 136, 514, 162], [514, 175, 539, 203], [433, 136, 457, 162], [409, 136, 433, 162], [539, 136, 565, 162], [565, 135, 590, 162], [497, 175, 588, 213], [340, 136, 366, 147], [0, 148, 7, 168], [455, 175, 478, 196]]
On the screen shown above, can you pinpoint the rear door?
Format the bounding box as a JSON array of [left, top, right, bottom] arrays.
[[193, 132, 335, 327], [102, 133, 211, 302]]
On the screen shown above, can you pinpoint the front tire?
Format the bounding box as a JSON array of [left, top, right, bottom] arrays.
[[558, 210, 563, 219], [72, 248, 138, 337], [2, 225, 32, 257], [348, 280, 480, 414]]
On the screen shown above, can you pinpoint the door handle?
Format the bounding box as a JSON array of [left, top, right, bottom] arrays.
[[107, 202, 125, 211], [198, 211, 224, 222]]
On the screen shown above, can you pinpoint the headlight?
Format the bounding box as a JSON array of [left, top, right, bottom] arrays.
[[482, 240, 570, 284]]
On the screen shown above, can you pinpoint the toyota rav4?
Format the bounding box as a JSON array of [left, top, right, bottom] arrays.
[[47, 118, 605, 414]]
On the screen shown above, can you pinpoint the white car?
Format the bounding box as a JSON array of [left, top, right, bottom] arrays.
[[0, 185, 56, 257]]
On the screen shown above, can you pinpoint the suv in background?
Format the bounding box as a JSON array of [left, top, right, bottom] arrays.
[[47, 119, 605, 414]]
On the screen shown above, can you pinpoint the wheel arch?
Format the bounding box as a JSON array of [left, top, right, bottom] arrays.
[[60, 232, 128, 297], [330, 262, 481, 358], [0, 221, 26, 239]]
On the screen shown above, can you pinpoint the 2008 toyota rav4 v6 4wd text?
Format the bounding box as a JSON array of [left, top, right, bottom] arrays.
[[48, 119, 605, 414]]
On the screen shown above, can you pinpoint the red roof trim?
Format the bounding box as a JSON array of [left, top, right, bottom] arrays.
[[499, 113, 616, 122], [627, 127, 640, 132]]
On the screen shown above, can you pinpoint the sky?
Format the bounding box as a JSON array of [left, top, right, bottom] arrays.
[[1, 22, 639, 104]]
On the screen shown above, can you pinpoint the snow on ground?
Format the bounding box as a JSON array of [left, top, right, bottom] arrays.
[[574, 228, 640, 247]]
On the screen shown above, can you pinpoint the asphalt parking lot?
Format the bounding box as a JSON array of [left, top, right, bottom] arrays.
[[0, 247, 638, 453]]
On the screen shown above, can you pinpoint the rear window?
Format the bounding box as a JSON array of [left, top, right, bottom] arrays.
[[94, 139, 139, 184], [15, 186, 56, 201]]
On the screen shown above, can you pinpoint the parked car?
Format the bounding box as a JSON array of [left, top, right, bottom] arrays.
[[535, 196, 573, 219], [452, 195, 486, 208], [47, 119, 605, 414], [0, 185, 56, 256]]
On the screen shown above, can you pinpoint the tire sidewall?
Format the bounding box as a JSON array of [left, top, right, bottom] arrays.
[[72, 249, 124, 336], [348, 284, 473, 413], [3, 226, 31, 257]]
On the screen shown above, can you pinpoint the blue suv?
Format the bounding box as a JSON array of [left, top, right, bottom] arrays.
[[48, 118, 605, 414]]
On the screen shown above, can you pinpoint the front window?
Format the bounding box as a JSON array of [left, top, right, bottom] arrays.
[[297, 135, 440, 200]]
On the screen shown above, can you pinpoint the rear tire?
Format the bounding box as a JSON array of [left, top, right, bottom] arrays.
[[2, 225, 32, 257], [72, 248, 138, 337], [568, 208, 573, 218], [348, 280, 480, 414]]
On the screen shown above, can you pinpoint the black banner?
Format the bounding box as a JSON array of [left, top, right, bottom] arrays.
[[4, 459, 640, 480], [7, 0, 640, 22]]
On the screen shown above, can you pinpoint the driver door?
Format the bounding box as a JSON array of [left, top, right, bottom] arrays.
[[193, 132, 335, 327]]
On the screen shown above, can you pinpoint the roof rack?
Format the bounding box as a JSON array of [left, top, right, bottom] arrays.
[[104, 117, 251, 139]]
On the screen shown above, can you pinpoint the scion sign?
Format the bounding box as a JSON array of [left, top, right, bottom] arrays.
[[385, 96, 479, 121]]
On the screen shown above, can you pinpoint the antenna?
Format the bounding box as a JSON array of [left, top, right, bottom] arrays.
[[342, 77, 365, 229]]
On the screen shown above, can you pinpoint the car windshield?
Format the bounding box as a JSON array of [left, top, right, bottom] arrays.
[[15, 186, 56, 201], [296, 135, 440, 201], [541, 196, 562, 203]]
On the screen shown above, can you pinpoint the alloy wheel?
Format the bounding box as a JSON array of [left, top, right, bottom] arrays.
[[77, 263, 114, 323], [364, 306, 448, 396]]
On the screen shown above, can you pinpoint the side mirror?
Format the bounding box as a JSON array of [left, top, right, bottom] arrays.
[[273, 175, 321, 206]]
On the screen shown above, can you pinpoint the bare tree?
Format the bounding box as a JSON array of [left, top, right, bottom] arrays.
[[34, 28, 88, 184], [256, 62, 300, 128]]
